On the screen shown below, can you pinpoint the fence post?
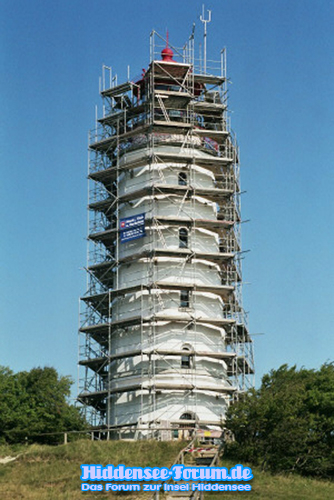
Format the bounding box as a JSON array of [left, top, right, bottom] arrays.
[[64, 432, 68, 445]]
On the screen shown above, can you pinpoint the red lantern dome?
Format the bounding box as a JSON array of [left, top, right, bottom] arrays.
[[161, 30, 174, 62]]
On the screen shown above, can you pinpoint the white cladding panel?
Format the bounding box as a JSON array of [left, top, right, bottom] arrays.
[[119, 196, 217, 220], [114, 291, 225, 322], [110, 391, 228, 427], [109, 322, 226, 356], [109, 358, 228, 383], [118, 227, 219, 259], [119, 143, 218, 166], [118, 163, 214, 196], [118, 260, 221, 288]]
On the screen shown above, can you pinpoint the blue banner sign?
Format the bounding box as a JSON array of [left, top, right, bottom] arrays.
[[120, 213, 146, 243]]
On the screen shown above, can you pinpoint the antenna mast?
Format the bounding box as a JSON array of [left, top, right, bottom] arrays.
[[200, 4, 211, 73]]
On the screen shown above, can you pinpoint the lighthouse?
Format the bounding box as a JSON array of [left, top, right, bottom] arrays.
[[79, 27, 254, 439]]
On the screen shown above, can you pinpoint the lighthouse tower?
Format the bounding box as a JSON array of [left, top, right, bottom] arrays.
[[78, 29, 254, 439]]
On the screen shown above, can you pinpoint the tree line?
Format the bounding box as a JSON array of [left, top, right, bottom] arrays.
[[0, 366, 86, 444], [1, 363, 333, 480], [225, 363, 334, 479]]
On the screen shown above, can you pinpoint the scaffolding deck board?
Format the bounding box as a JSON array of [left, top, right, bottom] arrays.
[[89, 184, 233, 211], [79, 349, 237, 370], [101, 80, 136, 99], [80, 315, 235, 334], [88, 250, 235, 272], [79, 380, 236, 401], [194, 74, 226, 85], [82, 281, 235, 303]]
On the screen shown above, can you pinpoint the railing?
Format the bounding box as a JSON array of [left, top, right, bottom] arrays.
[[151, 435, 198, 500], [151, 436, 222, 500]]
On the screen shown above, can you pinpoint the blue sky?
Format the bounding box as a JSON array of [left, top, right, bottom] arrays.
[[1, 0, 333, 397]]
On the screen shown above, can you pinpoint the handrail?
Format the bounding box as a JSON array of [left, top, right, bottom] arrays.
[[151, 434, 198, 500], [150, 436, 222, 500]]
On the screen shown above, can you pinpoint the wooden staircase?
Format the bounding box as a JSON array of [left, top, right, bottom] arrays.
[[151, 439, 220, 500]]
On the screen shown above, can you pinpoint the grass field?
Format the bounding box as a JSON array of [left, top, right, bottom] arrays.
[[0, 440, 333, 499]]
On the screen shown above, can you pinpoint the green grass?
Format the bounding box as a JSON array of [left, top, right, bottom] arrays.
[[0, 440, 185, 499], [0, 441, 333, 499], [208, 458, 334, 500]]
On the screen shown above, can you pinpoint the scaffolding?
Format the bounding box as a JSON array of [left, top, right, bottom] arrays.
[[78, 29, 254, 438]]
